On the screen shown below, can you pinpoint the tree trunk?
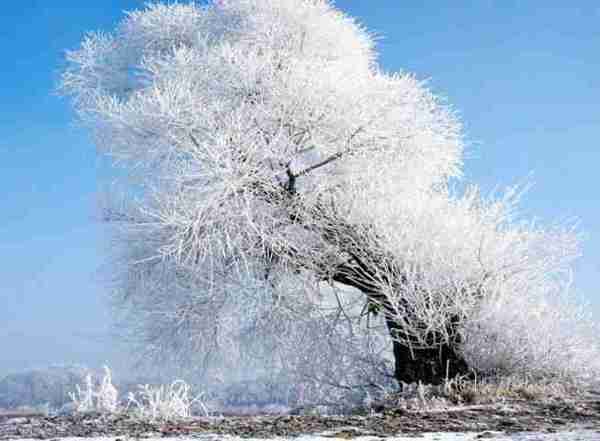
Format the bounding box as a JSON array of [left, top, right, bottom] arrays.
[[332, 265, 471, 385], [330, 271, 472, 385], [386, 317, 470, 385]]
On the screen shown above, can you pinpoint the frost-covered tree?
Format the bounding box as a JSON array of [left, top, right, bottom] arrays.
[[61, 0, 598, 389]]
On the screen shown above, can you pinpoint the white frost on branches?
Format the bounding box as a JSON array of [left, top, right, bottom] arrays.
[[69, 366, 207, 419], [69, 366, 118, 413], [61, 0, 599, 392]]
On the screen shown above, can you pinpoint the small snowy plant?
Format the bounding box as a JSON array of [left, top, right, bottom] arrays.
[[68, 371, 95, 413], [69, 366, 207, 420], [96, 366, 119, 413], [69, 366, 118, 413], [126, 380, 208, 421]]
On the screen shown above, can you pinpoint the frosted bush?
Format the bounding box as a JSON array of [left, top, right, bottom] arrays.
[[462, 281, 600, 383], [69, 366, 207, 419], [126, 379, 208, 421], [69, 366, 118, 413], [96, 366, 119, 413], [68, 372, 95, 413]]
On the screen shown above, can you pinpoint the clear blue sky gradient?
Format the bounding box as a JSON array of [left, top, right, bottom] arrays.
[[1, 1, 598, 375]]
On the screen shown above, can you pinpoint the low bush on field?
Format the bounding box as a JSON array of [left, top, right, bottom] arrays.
[[69, 366, 208, 421]]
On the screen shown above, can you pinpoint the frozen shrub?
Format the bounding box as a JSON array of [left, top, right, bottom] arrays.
[[462, 284, 600, 383], [69, 366, 208, 419], [69, 373, 95, 412], [69, 366, 118, 413], [126, 380, 207, 421]]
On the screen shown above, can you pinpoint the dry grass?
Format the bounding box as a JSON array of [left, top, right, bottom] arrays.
[[440, 374, 581, 404], [372, 374, 590, 412]]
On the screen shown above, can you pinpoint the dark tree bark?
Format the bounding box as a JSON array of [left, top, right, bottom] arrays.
[[386, 318, 469, 385], [331, 261, 470, 385]]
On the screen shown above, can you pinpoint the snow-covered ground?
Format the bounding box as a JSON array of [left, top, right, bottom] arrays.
[[14, 432, 600, 441]]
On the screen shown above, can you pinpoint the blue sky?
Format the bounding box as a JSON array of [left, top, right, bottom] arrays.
[[0, 1, 598, 376]]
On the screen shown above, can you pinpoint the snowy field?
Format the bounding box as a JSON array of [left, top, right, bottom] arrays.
[[14, 432, 600, 441]]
